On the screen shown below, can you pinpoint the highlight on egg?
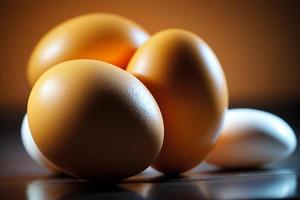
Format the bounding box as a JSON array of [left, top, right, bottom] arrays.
[[21, 114, 61, 172], [127, 29, 228, 174], [27, 13, 149, 87], [27, 59, 164, 181], [206, 108, 297, 168]]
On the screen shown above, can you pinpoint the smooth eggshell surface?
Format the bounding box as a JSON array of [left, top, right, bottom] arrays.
[[27, 13, 149, 87], [206, 108, 297, 168], [27, 60, 164, 181], [127, 29, 228, 174], [21, 114, 61, 172]]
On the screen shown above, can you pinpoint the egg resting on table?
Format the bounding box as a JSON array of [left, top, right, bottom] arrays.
[[21, 114, 61, 172], [27, 13, 149, 87], [206, 108, 297, 168], [27, 59, 164, 181], [127, 29, 228, 174]]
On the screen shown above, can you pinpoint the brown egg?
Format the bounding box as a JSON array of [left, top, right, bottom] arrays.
[[27, 13, 149, 87], [27, 59, 164, 181], [127, 29, 228, 174]]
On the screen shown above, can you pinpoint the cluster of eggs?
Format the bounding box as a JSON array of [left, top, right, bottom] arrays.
[[21, 13, 297, 181]]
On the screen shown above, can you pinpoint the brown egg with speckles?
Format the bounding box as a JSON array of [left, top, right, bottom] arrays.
[[27, 59, 164, 181], [127, 29, 228, 174], [27, 13, 149, 87]]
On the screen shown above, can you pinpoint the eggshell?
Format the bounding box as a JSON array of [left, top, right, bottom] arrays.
[[206, 108, 297, 168], [27, 59, 164, 181], [27, 13, 149, 87], [21, 114, 61, 172], [127, 29, 228, 174]]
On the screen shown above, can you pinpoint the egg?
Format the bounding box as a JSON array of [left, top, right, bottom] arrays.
[[27, 59, 164, 181], [206, 108, 297, 168], [27, 13, 149, 87], [127, 29, 228, 174], [21, 114, 61, 172]]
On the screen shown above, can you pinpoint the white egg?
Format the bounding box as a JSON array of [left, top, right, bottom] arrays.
[[21, 114, 61, 172], [206, 108, 297, 168]]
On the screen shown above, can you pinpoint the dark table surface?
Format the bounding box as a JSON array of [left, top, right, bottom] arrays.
[[0, 105, 299, 200]]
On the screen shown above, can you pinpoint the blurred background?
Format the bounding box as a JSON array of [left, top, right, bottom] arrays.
[[0, 0, 300, 112]]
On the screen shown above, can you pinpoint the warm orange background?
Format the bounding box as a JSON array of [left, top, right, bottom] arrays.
[[0, 0, 299, 111]]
